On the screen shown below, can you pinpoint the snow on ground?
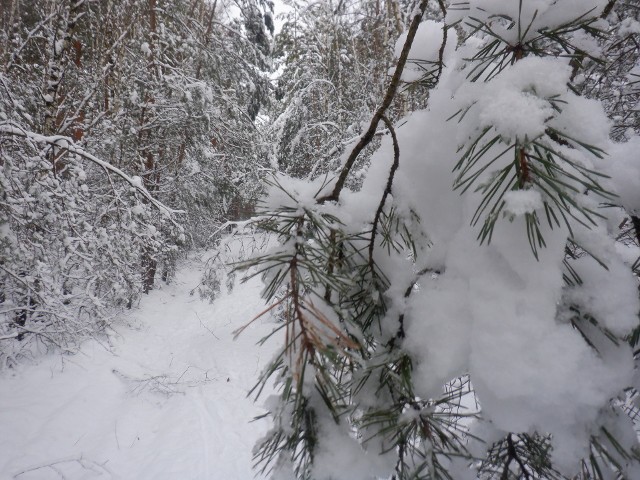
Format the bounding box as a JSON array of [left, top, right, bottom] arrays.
[[0, 255, 278, 480]]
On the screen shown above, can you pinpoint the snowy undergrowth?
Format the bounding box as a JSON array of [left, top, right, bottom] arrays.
[[0, 254, 277, 479]]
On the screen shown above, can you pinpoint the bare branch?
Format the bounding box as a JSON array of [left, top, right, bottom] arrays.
[[368, 115, 400, 268], [317, 0, 430, 203], [0, 123, 184, 216]]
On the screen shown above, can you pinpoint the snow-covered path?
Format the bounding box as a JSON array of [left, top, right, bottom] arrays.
[[0, 256, 277, 479]]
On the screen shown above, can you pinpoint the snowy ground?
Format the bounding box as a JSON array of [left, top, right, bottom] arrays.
[[0, 255, 278, 480]]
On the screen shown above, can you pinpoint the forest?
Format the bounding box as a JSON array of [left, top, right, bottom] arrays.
[[2, 0, 640, 478]]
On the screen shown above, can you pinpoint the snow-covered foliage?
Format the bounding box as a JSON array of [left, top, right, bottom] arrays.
[[0, 0, 273, 366], [238, 1, 640, 479], [2, 0, 640, 478]]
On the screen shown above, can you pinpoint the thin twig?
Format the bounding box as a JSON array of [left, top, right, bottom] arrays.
[[369, 115, 400, 268], [388, 267, 441, 348], [195, 311, 219, 340], [436, 0, 448, 82], [0, 124, 183, 217]]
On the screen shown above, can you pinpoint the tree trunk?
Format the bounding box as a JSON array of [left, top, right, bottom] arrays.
[[142, 247, 157, 294]]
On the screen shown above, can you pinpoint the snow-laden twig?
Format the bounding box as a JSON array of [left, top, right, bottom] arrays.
[[368, 115, 400, 268], [0, 122, 184, 217]]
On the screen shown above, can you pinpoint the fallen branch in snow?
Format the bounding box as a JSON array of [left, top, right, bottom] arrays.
[[112, 368, 184, 397], [112, 365, 216, 397], [195, 311, 220, 340], [13, 455, 114, 479]]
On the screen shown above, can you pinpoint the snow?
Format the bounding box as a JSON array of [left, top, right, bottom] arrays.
[[457, 57, 574, 142], [602, 136, 640, 214], [130, 175, 143, 189], [620, 18, 640, 36], [479, 88, 553, 140], [272, 1, 294, 34], [447, 0, 610, 44], [310, 414, 395, 480], [141, 42, 151, 56], [3, 0, 638, 476], [0, 256, 278, 479], [503, 189, 543, 216], [263, 173, 334, 211], [394, 20, 456, 82]]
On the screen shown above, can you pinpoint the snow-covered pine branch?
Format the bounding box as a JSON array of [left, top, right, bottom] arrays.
[[240, 1, 640, 479]]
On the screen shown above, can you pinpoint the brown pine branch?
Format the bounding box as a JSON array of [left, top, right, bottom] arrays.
[[601, 0, 618, 19], [518, 147, 530, 188], [232, 295, 288, 339]]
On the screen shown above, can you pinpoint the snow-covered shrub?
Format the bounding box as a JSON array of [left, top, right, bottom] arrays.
[[197, 221, 272, 303], [0, 115, 183, 366]]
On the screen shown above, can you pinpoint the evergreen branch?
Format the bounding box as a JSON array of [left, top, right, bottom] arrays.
[[502, 434, 532, 480], [232, 295, 287, 339], [387, 267, 441, 350], [631, 215, 640, 251]]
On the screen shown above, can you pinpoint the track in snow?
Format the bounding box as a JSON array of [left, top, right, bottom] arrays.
[[0, 255, 278, 479]]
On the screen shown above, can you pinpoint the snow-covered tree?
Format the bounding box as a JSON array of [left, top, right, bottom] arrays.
[[267, 0, 410, 181], [238, 1, 640, 478]]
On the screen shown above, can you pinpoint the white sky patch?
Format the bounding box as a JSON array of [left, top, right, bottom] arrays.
[[272, 0, 293, 34]]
